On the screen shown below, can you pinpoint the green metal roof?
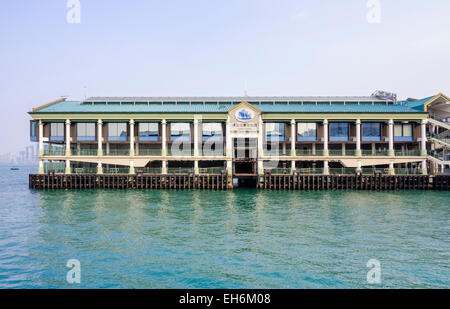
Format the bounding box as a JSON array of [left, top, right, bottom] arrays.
[[30, 96, 429, 114]]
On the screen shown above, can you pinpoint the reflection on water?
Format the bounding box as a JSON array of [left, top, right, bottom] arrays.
[[0, 166, 449, 288]]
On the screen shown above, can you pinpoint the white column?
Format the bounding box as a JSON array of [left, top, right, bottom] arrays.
[[291, 160, 296, 174], [161, 120, 167, 156], [389, 161, 395, 175], [356, 119, 361, 156], [421, 119, 427, 156], [388, 119, 394, 156], [97, 161, 103, 175], [38, 160, 44, 174], [291, 119, 296, 156], [38, 120, 44, 156], [226, 116, 232, 158], [371, 143, 376, 155], [357, 160, 362, 172], [226, 160, 233, 175], [194, 119, 199, 157], [97, 120, 103, 156], [65, 160, 71, 174], [323, 119, 329, 156], [162, 160, 167, 174], [421, 159, 428, 175], [130, 160, 135, 174], [65, 119, 71, 156], [194, 160, 199, 174], [312, 143, 316, 155], [258, 160, 264, 175], [129, 119, 135, 156], [323, 160, 329, 175], [258, 115, 264, 157], [342, 143, 346, 156]]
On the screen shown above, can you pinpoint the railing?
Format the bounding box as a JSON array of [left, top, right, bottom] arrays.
[[71, 149, 98, 156], [136, 168, 162, 174], [138, 149, 162, 156], [106, 149, 130, 156], [103, 168, 130, 174], [329, 168, 358, 174], [198, 167, 225, 174], [296, 168, 325, 174], [44, 147, 66, 156], [263, 149, 292, 156], [72, 167, 97, 174], [269, 168, 292, 175], [44, 162, 65, 173], [394, 168, 422, 175], [167, 167, 194, 174], [167, 149, 194, 156], [295, 149, 324, 156], [361, 150, 389, 156], [394, 150, 422, 156], [201, 150, 225, 156]]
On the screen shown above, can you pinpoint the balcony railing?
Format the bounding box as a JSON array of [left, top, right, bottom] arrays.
[[44, 147, 66, 156], [394, 168, 423, 175], [269, 168, 292, 175], [106, 149, 130, 156], [263, 149, 292, 156], [295, 149, 324, 156], [361, 150, 389, 156], [72, 167, 97, 174], [201, 150, 225, 156], [167, 167, 194, 174], [71, 149, 98, 156], [44, 162, 65, 173], [198, 167, 226, 174], [394, 150, 422, 156], [167, 149, 194, 156], [135, 167, 162, 174], [138, 149, 162, 156], [103, 168, 130, 174]]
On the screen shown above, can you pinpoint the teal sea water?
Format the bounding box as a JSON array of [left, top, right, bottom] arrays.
[[0, 166, 449, 289]]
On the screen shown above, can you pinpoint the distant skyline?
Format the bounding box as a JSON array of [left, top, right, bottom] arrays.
[[1, 0, 450, 153]]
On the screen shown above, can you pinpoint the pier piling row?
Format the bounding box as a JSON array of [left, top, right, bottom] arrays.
[[29, 173, 450, 190]]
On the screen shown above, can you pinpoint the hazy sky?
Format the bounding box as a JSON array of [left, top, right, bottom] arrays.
[[1, 0, 450, 154]]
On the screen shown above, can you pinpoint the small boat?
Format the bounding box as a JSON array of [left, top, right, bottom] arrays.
[[10, 167, 20, 171]]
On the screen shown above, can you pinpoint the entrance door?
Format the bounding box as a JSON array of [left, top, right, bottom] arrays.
[[233, 138, 257, 175]]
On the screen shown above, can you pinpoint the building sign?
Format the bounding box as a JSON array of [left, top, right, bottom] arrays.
[[229, 102, 261, 137]]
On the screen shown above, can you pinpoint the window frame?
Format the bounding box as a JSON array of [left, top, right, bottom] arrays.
[[297, 122, 317, 141], [202, 122, 223, 142], [50, 123, 65, 141], [265, 122, 285, 142], [139, 122, 159, 141], [77, 123, 96, 141], [362, 122, 381, 141], [394, 123, 413, 141], [108, 123, 128, 141], [170, 122, 191, 141], [329, 122, 349, 141]]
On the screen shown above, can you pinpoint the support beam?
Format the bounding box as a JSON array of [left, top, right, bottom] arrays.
[[291, 119, 296, 155], [389, 161, 395, 175], [421, 159, 427, 175], [162, 120, 167, 156], [130, 160, 135, 175], [97, 119, 103, 156], [258, 160, 264, 175], [388, 119, 394, 156], [38, 160, 44, 174], [323, 160, 329, 175], [356, 119, 361, 156], [226, 116, 232, 158], [226, 160, 232, 175], [421, 119, 427, 156], [65, 160, 71, 174], [65, 119, 71, 156], [323, 119, 329, 156], [194, 160, 199, 175], [162, 160, 167, 174], [291, 160, 296, 174], [39, 120, 44, 156], [357, 160, 362, 172], [130, 119, 135, 156], [194, 119, 199, 157], [97, 161, 103, 175], [258, 115, 264, 158]]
